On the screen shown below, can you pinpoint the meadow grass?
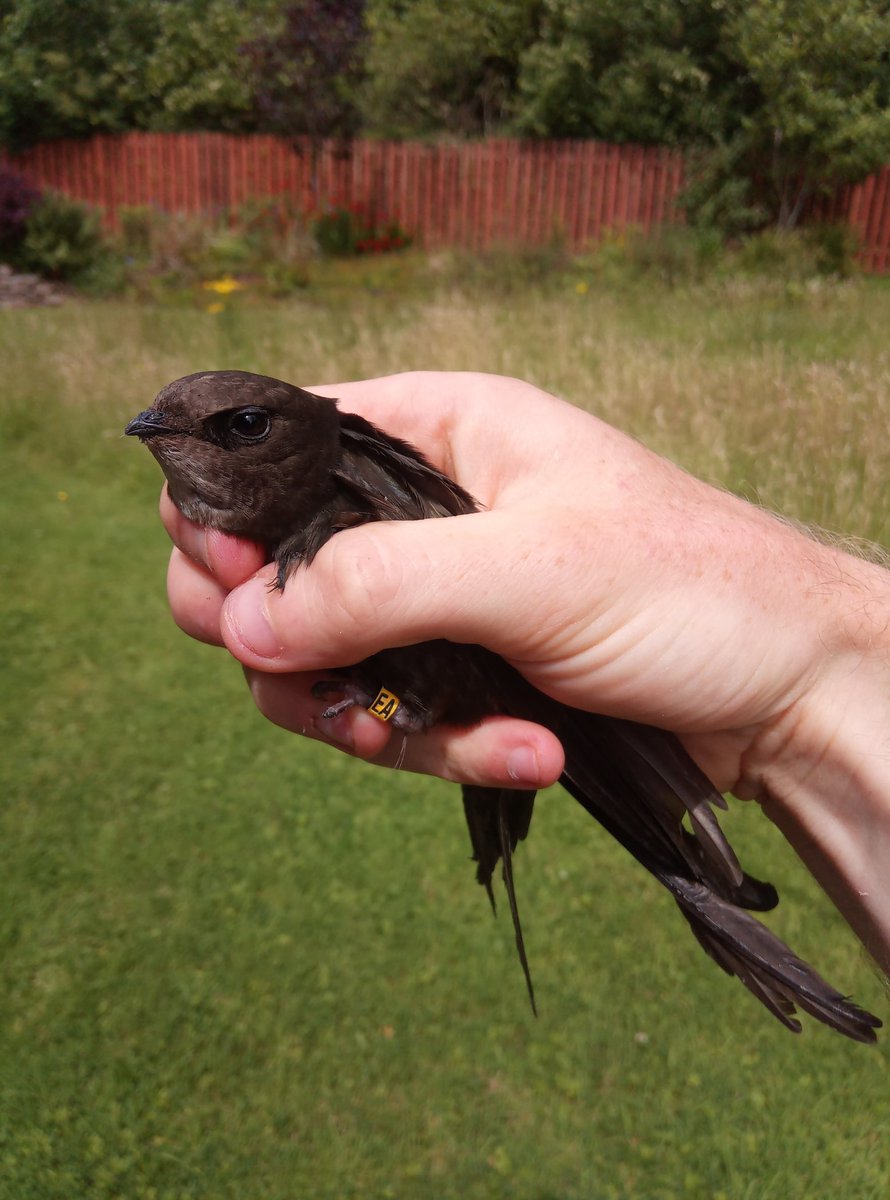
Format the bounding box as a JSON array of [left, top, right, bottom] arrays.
[[2, 267, 889, 1199]]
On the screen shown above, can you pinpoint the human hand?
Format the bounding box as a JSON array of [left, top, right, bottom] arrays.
[[161, 367, 873, 785], [161, 371, 890, 964]]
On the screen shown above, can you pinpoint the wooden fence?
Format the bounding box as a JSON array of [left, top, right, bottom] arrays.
[[5, 132, 890, 271]]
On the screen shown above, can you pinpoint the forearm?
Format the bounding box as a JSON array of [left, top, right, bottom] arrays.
[[739, 547, 890, 971]]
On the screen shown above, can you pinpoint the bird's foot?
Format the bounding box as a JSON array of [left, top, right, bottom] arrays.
[[311, 678, 372, 719], [311, 676, 428, 732]]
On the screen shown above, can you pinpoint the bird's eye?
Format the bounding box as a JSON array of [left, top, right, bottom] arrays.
[[228, 407, 271, 442]]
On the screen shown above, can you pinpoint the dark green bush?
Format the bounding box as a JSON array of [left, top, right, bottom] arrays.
[[806, 222, 860, 277], [19, 191, 106, 281], [735, 225, 859, 279], [680, 143, 769, 240]]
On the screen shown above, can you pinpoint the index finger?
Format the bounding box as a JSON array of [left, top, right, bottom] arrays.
[[159, 485, 265, 589]]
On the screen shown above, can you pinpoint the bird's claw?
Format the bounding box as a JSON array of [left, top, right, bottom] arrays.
[[320, 697, 357, 720]]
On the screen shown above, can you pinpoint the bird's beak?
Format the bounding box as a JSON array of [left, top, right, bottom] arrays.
[[125, 408, 175, 439]]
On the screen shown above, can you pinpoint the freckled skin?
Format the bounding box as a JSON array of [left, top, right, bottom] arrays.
[[126, 370, 881, 1041]]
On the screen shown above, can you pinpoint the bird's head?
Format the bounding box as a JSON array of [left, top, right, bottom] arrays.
[[125, 370, 342, 542]]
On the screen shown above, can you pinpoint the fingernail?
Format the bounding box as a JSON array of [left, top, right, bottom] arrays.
[[224, 579, 284, 659], [506, 744, 539, 788]]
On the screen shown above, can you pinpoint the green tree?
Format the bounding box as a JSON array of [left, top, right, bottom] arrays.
[[726, 0, 890, 229], [514, 0, 890, 232], [363, 0, 541, 137], [0, 0, 274, 148], [0, 0, 160, 147], [1, 0, 887, 235], [143, 1, 271, 133], [513, 0, 737, 143]]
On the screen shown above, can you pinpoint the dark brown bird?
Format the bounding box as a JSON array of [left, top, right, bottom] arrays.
[[126, 369, 881, 1042]]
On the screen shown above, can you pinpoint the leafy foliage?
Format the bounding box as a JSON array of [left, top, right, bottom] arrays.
[[514, 0, 890, 232], [0, 0, 274, 148], [16, 191, 105, 281], [0, 0, 888, 233], [140, 0, 263, 133], [725, 0, 890, 228], [0, 0, 159, 147], [362, 0, 539, 137], [363, 0, 890, 230], [513, 0, 731, 144]]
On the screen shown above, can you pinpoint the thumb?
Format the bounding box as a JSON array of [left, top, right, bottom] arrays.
[[220, 510, 526, 671]]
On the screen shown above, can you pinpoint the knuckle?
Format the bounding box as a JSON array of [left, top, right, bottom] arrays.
[[315, 529, 411, 646]]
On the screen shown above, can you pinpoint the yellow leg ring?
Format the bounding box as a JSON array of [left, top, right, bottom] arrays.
[[368, 686, 401, 722]]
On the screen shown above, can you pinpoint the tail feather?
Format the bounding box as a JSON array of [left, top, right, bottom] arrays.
[[462, 785, 537, 1011], [497, 794, 537, 1015]]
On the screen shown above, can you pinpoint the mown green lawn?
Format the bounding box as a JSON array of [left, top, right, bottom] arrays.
[[2, 271, 888, 1198]]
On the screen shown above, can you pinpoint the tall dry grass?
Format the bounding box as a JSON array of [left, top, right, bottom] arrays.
[[5, 272, 889, 546]]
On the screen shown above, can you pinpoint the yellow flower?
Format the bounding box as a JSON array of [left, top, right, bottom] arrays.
[[206, 302, 225, 314], [575, 280, 589, 295], [57, 490, 69, 502], [203, 275, 243, 295]]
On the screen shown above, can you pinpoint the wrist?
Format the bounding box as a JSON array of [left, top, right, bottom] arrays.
[[740, 548, 890, 969]]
